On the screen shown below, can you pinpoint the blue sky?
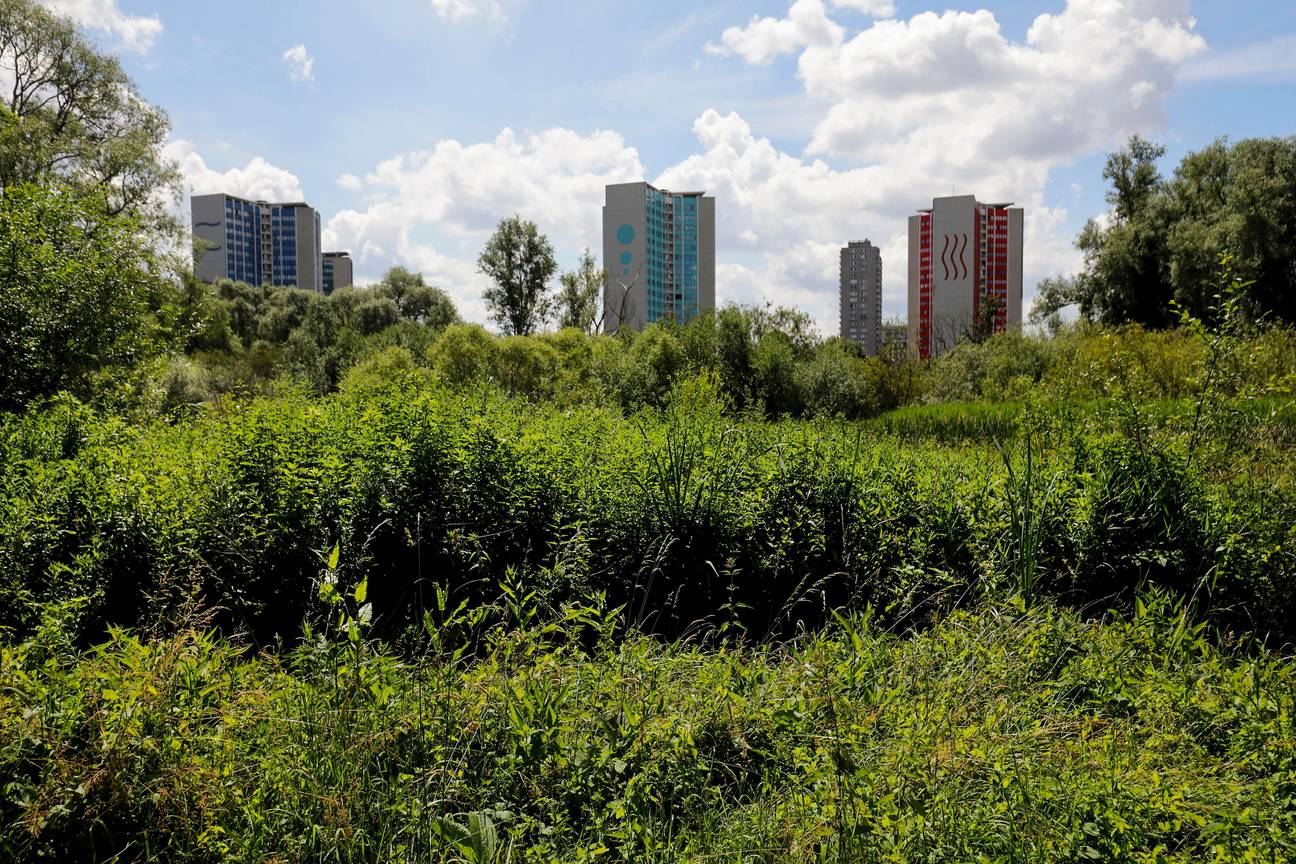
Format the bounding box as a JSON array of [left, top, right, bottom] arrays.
[[47, 0, 1296, 329]]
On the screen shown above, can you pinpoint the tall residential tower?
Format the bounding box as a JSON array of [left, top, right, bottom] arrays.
[[603, 182, 715, 332], [191, 193, 324, 292], [907, 195, 1023, 359], [839, 240, 882, 355]]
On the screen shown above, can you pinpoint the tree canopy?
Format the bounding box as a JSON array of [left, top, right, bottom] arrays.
[[478, 215, 558, 336], [372, 266, 459, 330], [0, 183, 165, 410], [0, 0, 180, 237], [1036, 135, 1296, 327], [556, 247, 605, 334]]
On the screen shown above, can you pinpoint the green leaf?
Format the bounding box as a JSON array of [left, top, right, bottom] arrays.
[[327, 542, 340, 571], [354, 577, 367, 604], [468, 811, 497, 862]]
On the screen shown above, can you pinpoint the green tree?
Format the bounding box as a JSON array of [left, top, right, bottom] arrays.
[[1035, 136, 1172, 326], [1081, 136, 1174, 327], [1164, 137, 1296, 323], [1037, 135, 1296, 327], [752, 331, 802, 417], [0, 0, 180, 234], [714, 306, 755, 409], [427, 323, 500, 386], [373, 266, 459, 329], [0, 184, 164, 409], [556, 247, 605, 333], [478, 215, 558, 336], [496, 335, 560, 400]]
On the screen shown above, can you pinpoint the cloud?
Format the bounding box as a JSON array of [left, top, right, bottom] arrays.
[[796, 2, 1205, 163], [39, 0, 163, 52], [654, 110, 1076, 326], [705, 0, 845, 64], [833, 0, 896, 16], [692, 0, 1206, 326], [704, 0, 898, 64], [336, 173, 364, 192], [160, 0, 1208, 333], [430, 0, 507, 25], [322, 126, 644, 319], [1181, 35, 1296, 83], [165, 140, 305, 203], [282, 43, 315, 83]]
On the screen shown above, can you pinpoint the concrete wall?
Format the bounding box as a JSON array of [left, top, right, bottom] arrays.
[[839, 241, 882, 356], [1007, 207, 1024, 329], [698, 195, 716, 323], [323, 253, 354, 294], [929, 195, 978, 357], [603, 182, 649, 333], [191, 194, 228, 284], [603, 182, 716, 333], [291, 205, 321, 293]]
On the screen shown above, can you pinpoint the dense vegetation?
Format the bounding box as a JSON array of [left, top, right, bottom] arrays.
[[4, 309, 1295, 648], [3, 597, 1293, 862]]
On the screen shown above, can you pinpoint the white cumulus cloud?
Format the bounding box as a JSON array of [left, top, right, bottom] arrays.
[[833, 0, 896, 16], [39, 0, 163, 52], [1181, 34, 1296, 82], [282, 43, 315, 83], [705, 0, 898, 64], [165, 140, 305, 204], [695, 0, 1207, 325], [336, 173, 364, 192], [322, 126, 644, 320], [706, 0, 846, 64]]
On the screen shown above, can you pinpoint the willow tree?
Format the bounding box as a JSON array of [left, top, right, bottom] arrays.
[[0, 0, 180, 236]]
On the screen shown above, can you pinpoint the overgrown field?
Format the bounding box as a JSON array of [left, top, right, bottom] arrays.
[[2, 375, 1294, 650], [2, 597, 1293, 862], [3, 326, 1295, 862]]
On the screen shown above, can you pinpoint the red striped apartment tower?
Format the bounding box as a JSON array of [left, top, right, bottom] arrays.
[[907, 195, 1023, 359]]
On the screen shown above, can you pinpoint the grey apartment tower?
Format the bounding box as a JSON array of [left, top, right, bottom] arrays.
[[908, 195, 1023, 359], [603, 182, 715, 332], [322, 252, 354, 295], [191, 193, 324, 292], [840, 241, 882, 355]]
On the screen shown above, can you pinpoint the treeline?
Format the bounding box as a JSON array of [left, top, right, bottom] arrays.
[[1037, 135, 1296, 327], [162, 274, 1296, 423]]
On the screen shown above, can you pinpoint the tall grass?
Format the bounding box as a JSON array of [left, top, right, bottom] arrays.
[[1, 594, 1292, 862]]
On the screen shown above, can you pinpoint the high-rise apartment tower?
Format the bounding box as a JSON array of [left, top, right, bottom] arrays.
[[191, 193, 324, 292], [603, 182, 715, 332], [907, 195, 1023, 359], [322, 251, 354, 295], [839, 240, 882, 355]]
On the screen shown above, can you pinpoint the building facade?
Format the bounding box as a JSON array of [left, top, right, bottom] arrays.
[[839, 240, 883, 355], [907, 195, 1023, 359], [322, 251, 354, 295], [603, 182, 715, 332], [191, 193, 324, 293]]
